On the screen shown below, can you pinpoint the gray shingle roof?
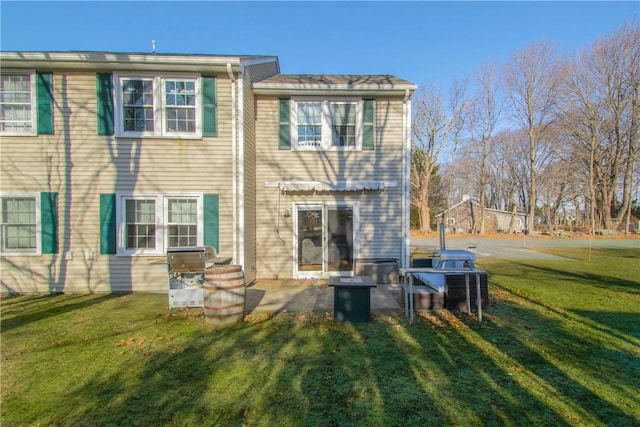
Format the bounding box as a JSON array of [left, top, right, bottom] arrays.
[[255, 74, 415, 87]]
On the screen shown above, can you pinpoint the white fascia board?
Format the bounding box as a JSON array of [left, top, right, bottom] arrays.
[[0, 51, 245, 73], [252, 88, 415, 97], [254, 82, 417, 91]]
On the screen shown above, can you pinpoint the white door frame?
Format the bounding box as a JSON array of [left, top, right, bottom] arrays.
[[292, 201, 359, 279]]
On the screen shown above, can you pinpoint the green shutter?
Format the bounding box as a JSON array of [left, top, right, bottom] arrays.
[[363, 99, 375, 150], [99, 193, 117, 254], [96, 73, 114, 136], [203, 194, 219, 251], [278, 98, 291, 149], [36, 72, 54, 135], [202, 76, 217, 137], [40, 192, 58, 254]]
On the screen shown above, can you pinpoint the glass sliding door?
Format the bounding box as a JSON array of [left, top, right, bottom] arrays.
[[298, 206, 323, 272], [327, 206, 353, 272], [296, 204, 354, 275]]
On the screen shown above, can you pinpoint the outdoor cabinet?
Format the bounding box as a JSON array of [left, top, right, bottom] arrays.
[[329, 276, 377, 322]]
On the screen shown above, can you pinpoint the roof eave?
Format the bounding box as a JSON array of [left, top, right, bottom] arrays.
[[253, 83, 417, 97], [0, 51, 277, 73]]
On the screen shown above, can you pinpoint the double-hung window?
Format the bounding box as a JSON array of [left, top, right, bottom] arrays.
[[297, 102, 323, 147], [166, 198, 198, 247], [115, 74, 201, 138], [331, 102, 356, 147], [125, 198, 157, 251], [0, 73, 36, 135], [117, 194, 202, 255], [291, 99, 363, 150], [1, 196, 37, 253]]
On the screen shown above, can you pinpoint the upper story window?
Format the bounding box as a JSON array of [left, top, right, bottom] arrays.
[[297, 102, 323, 147], [115, 73, 201, 138], [0, 73, 36, 135], [291, 99, 363, 150], [331, 102, 356, 147]]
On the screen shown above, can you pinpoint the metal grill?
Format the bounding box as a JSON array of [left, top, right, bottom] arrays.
[[167, 246, 231, 309]]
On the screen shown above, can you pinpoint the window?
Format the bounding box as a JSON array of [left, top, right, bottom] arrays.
[[167, 198, 197, 247], [297, 102, 322, 147], [0, 73, 35, 134], [1, 196, 37, 252], [125, 199, 156, 250], [331, 103, 356, 147], [291, 99, 363, 150], [165, 80, 196, 133], [117, 194, 203, 255], [122, 79, 154, 133], [115, 74, 201, 137]]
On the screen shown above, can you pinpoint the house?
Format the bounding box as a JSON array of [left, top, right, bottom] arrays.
[[437, 198, 526, 234], [0, 51, 416, 293]]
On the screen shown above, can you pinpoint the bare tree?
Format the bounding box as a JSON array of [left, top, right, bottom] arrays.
[[411, 83, 454, 233], [558, 23, 639, 232], [466, 63, 502, 234], [503, 40, 561, 234]]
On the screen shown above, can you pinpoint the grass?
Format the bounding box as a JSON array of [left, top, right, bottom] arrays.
[[1, 248, 639, 426]]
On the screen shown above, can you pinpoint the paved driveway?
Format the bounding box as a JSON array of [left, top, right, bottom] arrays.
[[411, 236, 640, 260]]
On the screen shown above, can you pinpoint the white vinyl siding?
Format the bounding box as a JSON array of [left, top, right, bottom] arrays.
[[0, 72, 36, 135], [255, 97, 405, 280], [0, 68, 246, 292]]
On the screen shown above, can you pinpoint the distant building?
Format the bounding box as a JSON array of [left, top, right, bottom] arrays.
[[437, 199, 526, 234]]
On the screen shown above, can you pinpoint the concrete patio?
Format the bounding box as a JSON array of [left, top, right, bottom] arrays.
[[244, 279, 403, 314]]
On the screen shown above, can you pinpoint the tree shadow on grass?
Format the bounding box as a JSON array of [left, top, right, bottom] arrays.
[[476, 287, 640, 425], [0, 293, 127, 333], [4, 294, 639, 426], [571, 310, 640, 340]]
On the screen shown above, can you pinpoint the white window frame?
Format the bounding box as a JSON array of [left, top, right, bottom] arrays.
[[293, 201, 359, 279], [0, 71, 37, 136], [165, 197, 200, 248], [115, 193, 203, 256], [0, 193, 41, 255], [113, 73, 202, 139], [290, 98, 363, 151]]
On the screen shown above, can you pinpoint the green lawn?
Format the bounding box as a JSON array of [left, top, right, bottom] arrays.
[[2, 248, 639, 426]]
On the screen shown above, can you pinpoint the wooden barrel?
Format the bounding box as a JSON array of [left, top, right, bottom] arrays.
[[203, 265, 245, 326]]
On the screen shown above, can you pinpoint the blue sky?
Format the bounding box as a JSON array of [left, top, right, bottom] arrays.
[[1, 1, 638, 89]]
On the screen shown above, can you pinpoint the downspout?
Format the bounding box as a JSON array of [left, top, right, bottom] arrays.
[[227, 63, 238, 263], [237, 64, 245, 269], [402, 89, 411, 270]]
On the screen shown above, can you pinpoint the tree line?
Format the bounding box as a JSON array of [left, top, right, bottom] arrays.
[[411, 22, 639, 235]]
